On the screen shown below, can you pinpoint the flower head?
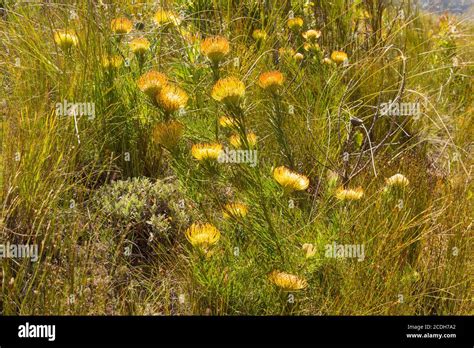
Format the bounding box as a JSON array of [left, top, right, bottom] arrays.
[[252, 29, 267, 41], [258, 70, 285, 92], [185, 223, 220, 249], [129, 37, 150, 54], [219, 116, 238, 128], [335, 187, 364, 201], [54, 30, 79, 50], [191, 143, 223, 161], [279, 47, 295, 58], [156, 84, 188, 113], [211, 77, 245, 106], [229, 132, 257, 148], [330, 50, 348, 65], [137, 70, 168, 98], [111, 17, 133, 34], [302, 29, 321, 42], [302, 243, 316, 258], [323, 57, 336, 66], [287, 17, 304, 31], [223, 202, 248, 219], [269, 270, 307, 291], [200, 36, 230, 65], [273, 166, 309, 192], [293, 52, 304, 62], [152, 120, 184, 150], [385, 174, 409, 188], [102, 55, 123, 69], [303, 42, 321, 53], [154, 10, 181, 27]]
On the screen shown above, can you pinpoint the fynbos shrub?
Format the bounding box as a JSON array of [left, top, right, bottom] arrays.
[[94, 177, 193, 259]]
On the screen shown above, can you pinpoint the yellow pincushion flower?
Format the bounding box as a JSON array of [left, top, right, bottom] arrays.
[[156, 84, 188, 113], [258, 70, 285, 92], [229, 132, 257, 148], [111, 17, 133, 34], [385, 174, 409, 188], [191, 143, 223, 161], [273, 166, 309, 192], [302, 29, 321, 42], [152, 120, 184, 150], [137, 70, 168, 98], [287, 17, 304, 31], [223, 202, 248, 219], [129, 37, 150, 54], [102, 55, 123, 69], [154, 10, 181, 27], [269, 270, 307, 291], [200, 36, 230, 65], [53, 29, 79, 50], [211, 77, 245, 106], [335, 187, 364, 201], [330, 50, 348, 65], [185, 223, 220, 249], [219, 116, 238, 128], [252, 29, 267, 41]]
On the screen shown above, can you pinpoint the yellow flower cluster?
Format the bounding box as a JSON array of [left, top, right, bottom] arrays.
[[200, 36, 230, 65], [152, 120, 184, 150], [211, 77, 245, 106], [191, 143, 223, 161], [269, 270, 307, 291], [273, 166, 310, 192], [54, 30, 78, 50], [111, 17, 133, 34]]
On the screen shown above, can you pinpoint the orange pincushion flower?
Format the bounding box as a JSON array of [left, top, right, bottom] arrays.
[[137, 70, 168, 98], [111, 17, 133, 34], [211, 77, 245, 106], [273, 166, 309, 192], [200, 36, 230, 65], [258, 70, 285, 92], [191, 143, 223, 161], [156, 84, 188, 113]]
